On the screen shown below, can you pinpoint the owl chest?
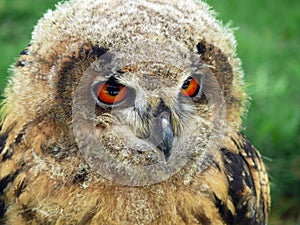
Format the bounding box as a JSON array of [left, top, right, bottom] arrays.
[[5, 165, 226, 225], [92, 185, 224, 225]]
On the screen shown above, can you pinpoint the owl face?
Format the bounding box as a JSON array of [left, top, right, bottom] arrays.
[[70, 40, 226, 185]]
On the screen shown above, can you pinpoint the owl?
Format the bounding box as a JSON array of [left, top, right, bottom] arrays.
[[0, 0, 270, 224]]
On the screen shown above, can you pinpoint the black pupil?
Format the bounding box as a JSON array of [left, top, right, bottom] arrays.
[[182, 78, 192, 89], [106, 84, 120, 96]]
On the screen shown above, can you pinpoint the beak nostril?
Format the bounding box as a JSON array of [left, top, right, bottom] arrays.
[[153, 100, 171, 118]]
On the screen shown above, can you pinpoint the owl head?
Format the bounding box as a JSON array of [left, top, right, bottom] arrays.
[[1, 0, 247, 186]]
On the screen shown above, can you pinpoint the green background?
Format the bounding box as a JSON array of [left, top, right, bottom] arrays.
[[0, 0, 299, 224]]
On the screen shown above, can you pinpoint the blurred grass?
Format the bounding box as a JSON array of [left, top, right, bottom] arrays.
[[0, 0, 299, 224], [0, 0, 58, 92]]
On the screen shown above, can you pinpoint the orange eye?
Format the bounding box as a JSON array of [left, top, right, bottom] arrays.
[[96, 80, 128, 105], [180, 77, 200, 97]]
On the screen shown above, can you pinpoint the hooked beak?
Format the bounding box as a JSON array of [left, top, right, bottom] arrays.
[[159, 112, 173, 161], [153, 103, 174, 161]]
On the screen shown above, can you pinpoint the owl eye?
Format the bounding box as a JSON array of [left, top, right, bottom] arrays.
[[95, 79, 128, 105], [180, 76, 200, 97]]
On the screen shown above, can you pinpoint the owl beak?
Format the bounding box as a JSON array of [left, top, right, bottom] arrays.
[[152, 101, 174, 161], [158, 111, 174, 161]]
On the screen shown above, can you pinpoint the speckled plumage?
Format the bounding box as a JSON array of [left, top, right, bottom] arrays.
[[0, 0, 270, 224]]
